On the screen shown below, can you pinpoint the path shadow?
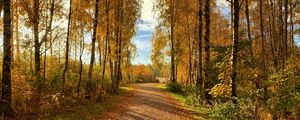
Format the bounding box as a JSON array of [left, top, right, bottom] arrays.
[[101, 83, 194, 120]]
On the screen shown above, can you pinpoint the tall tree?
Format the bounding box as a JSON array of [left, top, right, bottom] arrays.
[[109, 35, 114, 93], [2, 0, 14, 117], [196, 0, 203, 93], [15, 0, 21, 63], [100, 0, 110, 98], [170, 0, 176, 83], [43, 0, 55, 91], [77, 23, 85, 94], [269, 0, 278, 67], [33, 0, 41, 91], [284, 0, 288, 62], [245, 0, 254, 57], [112, 0, 121, 94], [113, 0, 124, 94], [204, 0, 211, 103], [259, 0, 265, 85], [185, 0, 192, 84], [87, 0, 100, 99], [231, 0, 240, 104], [20, 0, 55, 93], [62, 0, 72, 93], [279, 0, 285, 69]]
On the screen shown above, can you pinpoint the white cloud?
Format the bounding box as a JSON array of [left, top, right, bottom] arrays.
[[137, 0, 159, 32], [132, 38, 152, 49], [136, 34, 152, 38], [137, 23, 156, 32], [140, 0, 158, 23], [216, 0, 230, 8]]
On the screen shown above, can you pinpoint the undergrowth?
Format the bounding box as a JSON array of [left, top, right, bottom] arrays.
[[157, 83, 242, 120], [43, 86, 133, 120]]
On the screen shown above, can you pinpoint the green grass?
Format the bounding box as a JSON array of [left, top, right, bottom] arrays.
[[120, 86, 134, 91], [156, 83, 167, 89], [156, 83, 210, 120], [46, 86, 134, 120]]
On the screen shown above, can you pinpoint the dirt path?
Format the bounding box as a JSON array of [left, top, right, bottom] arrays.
[[102, 83, 193, 120]]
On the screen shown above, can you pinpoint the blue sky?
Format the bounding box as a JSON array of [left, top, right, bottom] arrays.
[[131, 0, 159, 65]]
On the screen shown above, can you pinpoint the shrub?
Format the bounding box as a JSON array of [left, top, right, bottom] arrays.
[[209, 102, 240, 120], [182, 85, 202, 106], [166, 82, 182, 93], [49, 72, 62, 92], [266, 56, 300, 119]]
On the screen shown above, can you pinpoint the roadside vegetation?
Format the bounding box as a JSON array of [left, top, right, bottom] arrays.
[[44, 86, 134, 120], [153, 0, 300, 119]]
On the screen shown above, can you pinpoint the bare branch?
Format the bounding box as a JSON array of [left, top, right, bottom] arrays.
[[19, 0, 35, 23]]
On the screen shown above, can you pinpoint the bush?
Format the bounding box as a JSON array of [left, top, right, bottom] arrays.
[[48, 72, 62, 92], [181, 85, 202, 106], [209, 102, 240, 120], [266, 56, 300, 119], [166, 82, 182, 93]]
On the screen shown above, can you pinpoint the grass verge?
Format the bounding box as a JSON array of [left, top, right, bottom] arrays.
[[156, 83, 210, 120], [46, 86, 134, 120]]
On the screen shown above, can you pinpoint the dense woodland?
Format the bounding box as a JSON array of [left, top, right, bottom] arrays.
[[152, 0, 300, 119], [0, 0, 299, 119], [0, 0, 141, 118]]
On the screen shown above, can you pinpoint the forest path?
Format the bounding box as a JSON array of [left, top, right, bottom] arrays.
[[101, 83, 193, 120]]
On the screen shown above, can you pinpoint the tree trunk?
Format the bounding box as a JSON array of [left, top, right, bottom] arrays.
[[185, 0, 192, 84], [30, 47, 34, 77], [99, 0, 110, 99], [87, 0, 99, 99], [58, 37, 61, 65], [231, 0, 239, 104], [170, 0, 176, 83], [43, 34, 47, 89], [10, 1, 14, 67], [108, 11, 114, 93], [204, 0, 211, 103], [290, 6, 294, 50], [62, 0, 72, 94], [33, 0, 41, 92], [196, 0, 203, 94], [109, 40, 114, 93], [117, 9, 123, 95], [284, 0, 288, 61], [269, 0, 278, 67], [116, 33, 122, 94], [2, 0, 14, 117], [259, 0, 268, 106], [102, 0, 110, 84], [112, 0, 120, 94], [50, 30, 53, 58], [279, 0, 285, 69], [77, 24, 85, 94], [15, 2, 20, 64], [245, 0, 254, 58]]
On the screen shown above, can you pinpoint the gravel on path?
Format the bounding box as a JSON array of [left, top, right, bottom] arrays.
[[102, 83, 193, 120]]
